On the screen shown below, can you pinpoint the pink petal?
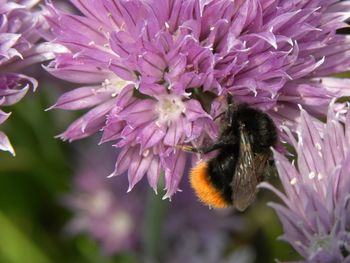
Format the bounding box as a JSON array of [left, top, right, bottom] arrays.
[[127, 149, 153, 191], [58, 100, 115, 142], [136, 122, 166, 151], [162, 150, 187, 199], [163, 118, 184, 146], [48, 85, 114, 111], [0, 131, 15, 156]]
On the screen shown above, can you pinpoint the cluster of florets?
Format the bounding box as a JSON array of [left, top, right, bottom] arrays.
[[44, 0, 350, 198], [261, 102, 350, 262], [63, 147, 248, 261], [0, 0, 65, 155]]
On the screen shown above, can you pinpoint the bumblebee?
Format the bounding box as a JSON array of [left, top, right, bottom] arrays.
[[181, 97, 277, 211]]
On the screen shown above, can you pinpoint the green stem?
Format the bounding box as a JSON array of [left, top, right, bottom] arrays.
[[142, 186, 168, 262]]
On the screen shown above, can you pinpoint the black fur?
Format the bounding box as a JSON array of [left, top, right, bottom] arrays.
[[206, 104, 277, 204]]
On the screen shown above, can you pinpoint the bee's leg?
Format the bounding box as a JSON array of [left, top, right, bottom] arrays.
[[213, 95, 229, 121], [176, 142, 231, 154], [226, 93, 233, 105], [175, 145, 201, 153], [213, 112, 225, 121]]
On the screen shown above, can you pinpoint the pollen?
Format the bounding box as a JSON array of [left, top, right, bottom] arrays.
[[189, 162, 230, 209]]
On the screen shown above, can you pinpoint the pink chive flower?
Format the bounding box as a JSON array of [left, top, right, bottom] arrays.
[[260, 103, 350, 262], [63, 145, 244, 259], [45, 0, 350, 197], [63, 168, 144, 255], [165, 235, 255, 263], [162, 182, 254, 263], [0, 0, 66, 155]]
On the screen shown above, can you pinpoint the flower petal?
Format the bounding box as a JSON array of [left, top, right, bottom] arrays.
[[0, 131, 15, 156], [58, 100, 115, 142], [48, 85, 114, 111], [162, 150, 187, 199]]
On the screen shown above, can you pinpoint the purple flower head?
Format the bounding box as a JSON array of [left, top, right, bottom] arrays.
[[62, 147, 144, 255], [104, 84, 218, 198], [162, 182, 254, 263], [164, 236, 255, 263], [0, 0, 67, 155], [45, 0, 350, 197], [260, 102, 350, 262], [63, 144, 247, 260]]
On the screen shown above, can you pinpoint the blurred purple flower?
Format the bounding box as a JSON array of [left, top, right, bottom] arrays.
[[62, 148, 144, 255], [161, 182, 254, 263], [45, 0, 350, 197], [63, 145, 250, 261], [164, 236, 255, 263], [260, 102, 350, 262], [64, 175, 143, 255], [0, 0, 67, 155]]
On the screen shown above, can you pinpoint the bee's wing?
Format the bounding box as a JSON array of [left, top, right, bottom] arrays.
[[231, 126, 268, 211], [254, 152, 270, 182]]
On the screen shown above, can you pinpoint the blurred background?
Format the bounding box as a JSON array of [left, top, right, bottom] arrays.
[[0, 67, 302, 263]]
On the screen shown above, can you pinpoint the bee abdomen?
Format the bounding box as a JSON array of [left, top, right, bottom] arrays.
[[189, 161, 230, 208]]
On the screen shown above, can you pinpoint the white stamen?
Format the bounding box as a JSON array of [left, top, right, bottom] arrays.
[[142, 149, 150, 157], [270, 90, 277, 99], [315, 143, 322, 151], [251, 89, 257, 97], [315, 143, 323, 157], [309, 171, 316, 179], [101, 77, 132, 97], [290, 177, 297, 185]]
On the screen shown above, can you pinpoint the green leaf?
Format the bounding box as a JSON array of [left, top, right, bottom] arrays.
[[0, 211, 53, 263]]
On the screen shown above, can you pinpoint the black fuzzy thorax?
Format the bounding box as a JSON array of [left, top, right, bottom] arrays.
[[206, 104, 277, 203]]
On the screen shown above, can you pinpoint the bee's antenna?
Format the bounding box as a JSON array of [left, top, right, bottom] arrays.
[[213, 112, 225, 121], [226, 93, 233, 105], [226, 93, 238, 110]]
